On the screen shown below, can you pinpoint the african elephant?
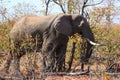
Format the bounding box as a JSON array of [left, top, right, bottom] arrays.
[[0, 14, 96, 76]]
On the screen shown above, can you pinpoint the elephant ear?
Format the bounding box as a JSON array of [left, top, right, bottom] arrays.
[[54, 15, 73, 36]]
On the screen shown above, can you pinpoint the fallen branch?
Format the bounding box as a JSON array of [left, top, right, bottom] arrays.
[[39, 71, 89, 76], [105, 72, 120, 75]]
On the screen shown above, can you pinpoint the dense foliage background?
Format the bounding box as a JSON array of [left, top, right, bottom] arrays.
[[0, 0, 120, 79]]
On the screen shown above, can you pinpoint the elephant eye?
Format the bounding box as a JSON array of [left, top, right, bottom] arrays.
[[47, 43, 53, 51]]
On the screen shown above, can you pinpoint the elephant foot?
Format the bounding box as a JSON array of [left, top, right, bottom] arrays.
[[80, 68, 90, 73], [45, 65, 56, 72], [80, 68, 88, 73]]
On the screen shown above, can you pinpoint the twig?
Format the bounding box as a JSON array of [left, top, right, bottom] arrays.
[[86, 0, 104, 7], [105, 72, 120, 75]]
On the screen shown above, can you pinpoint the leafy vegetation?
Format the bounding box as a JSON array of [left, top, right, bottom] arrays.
[[0, 21, 120, 68], [0, 0, 120, 79]]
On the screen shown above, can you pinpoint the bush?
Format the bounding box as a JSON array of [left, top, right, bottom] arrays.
[[0, 20, 120, 71], [92, 26, 120, 66]]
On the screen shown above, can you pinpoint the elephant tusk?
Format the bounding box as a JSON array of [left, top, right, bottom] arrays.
[[86, 38, 106, 46]]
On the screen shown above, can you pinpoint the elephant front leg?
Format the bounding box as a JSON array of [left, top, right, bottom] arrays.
[[44, 54, 56, 72], [56, 45, 66, 72], [40, 52, 55, 72], [56, 54, 65, 72], [40, 54, 47, 72]]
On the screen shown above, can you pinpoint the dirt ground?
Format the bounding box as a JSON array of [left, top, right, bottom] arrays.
[[0, 72, 119, 80], [0, 74, 106, 80], [0, 53, 120, 80]]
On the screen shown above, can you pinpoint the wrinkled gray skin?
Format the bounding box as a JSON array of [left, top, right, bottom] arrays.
[[1, 14, 94, 76]]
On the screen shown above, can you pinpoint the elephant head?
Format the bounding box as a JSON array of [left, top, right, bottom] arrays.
[[53, 14, 95, 65]]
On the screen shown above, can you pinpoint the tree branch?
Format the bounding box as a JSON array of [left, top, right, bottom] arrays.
[[81, 0, 88, 16], [81, 0, 104, 17], [53, 0, 66, 13], [45, 0, 51, 15], [86, 0, 104, 6], [59, 5, 66, 13]]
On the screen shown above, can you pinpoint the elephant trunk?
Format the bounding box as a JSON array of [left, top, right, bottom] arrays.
[[80, 23, 95, 63]]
